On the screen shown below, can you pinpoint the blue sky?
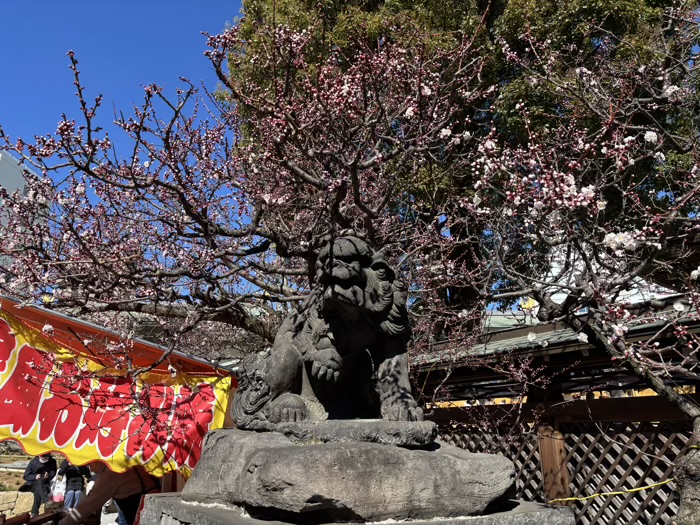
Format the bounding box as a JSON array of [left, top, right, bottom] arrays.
[[0, 2, 242, 158]]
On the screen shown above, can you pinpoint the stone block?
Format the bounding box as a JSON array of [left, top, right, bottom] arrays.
[[15, 492, 35, 515], [0, 491, 17, 513], [0, 491, 33, 517], [183, 429, 515, 522]]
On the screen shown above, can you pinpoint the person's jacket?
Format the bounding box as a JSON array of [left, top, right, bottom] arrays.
[[58, 460, 91, 491], [22, 456, 57, 485], [58, 464, 161, 525]]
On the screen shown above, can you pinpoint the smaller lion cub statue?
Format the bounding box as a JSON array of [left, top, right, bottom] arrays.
[[233, 236, 424, 429]]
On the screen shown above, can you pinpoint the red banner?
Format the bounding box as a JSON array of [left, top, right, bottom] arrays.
[[0, 308, 231, 477]]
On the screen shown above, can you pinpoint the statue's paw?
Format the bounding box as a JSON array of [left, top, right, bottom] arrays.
[[408, 405, 424, 421], [311, 361, 341, 382], [382, 402, 424, 422], [310, 348, 342, 382], [270, 393, 308, 423]]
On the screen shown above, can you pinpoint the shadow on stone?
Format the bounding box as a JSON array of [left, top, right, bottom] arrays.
[[482, 497, 520, 515], [246, 497, 365, 525]]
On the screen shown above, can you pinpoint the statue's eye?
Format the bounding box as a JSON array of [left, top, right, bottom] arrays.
[[375, 268, 386, 279]]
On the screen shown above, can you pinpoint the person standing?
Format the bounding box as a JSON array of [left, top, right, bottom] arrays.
[[57, 459, 91, 510], [58, 462, 160, 525], [22, 454, 57, 517]]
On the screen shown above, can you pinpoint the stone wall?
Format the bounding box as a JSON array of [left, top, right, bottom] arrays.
[[0, 442, 24, 455], [0, 490, 34, 517]]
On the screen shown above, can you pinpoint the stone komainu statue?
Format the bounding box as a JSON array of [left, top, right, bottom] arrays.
[[233, 236, 424, 429]]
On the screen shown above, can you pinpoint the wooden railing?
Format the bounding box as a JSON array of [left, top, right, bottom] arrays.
[[0, 511, 100, 525], [0, 511, 62, 525]]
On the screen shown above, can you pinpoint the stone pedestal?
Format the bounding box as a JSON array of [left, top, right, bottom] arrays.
[[142, 494, 574, 525], [141, 423, 573, 525], [183, 427, 514, 522]]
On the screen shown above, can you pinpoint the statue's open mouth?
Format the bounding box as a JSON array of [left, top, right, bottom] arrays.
[[323, 282, 364, 307]]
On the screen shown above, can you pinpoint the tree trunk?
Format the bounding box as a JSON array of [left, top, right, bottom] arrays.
[[675, 418, 700, 525]]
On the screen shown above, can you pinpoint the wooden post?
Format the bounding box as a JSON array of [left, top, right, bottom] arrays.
[[161, 470, 188, 493], [538, 425, 572, 505]]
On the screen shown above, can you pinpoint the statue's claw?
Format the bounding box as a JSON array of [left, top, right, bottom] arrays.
[[270, 393, 308, 423], [409, 406, 424, 421], [311, 348, 342, 382], [382, 402, 424, 422]]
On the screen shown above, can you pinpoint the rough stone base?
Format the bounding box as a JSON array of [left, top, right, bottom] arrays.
[[183, 429, 516, 522], [141, 494, 574, 525]]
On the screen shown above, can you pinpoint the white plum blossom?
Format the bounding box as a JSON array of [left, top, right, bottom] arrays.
[[527, 332, 537, 342], [662, 85, 680, 98], [691, 267, 700, 280], [577, 333, 589, 343], [613, 324, 628, 337], [404, 107, 415, 118], [421, 85, 432, 96], [483, 140, 496, 152], [603, 231, 641, 251], [596, 200, 607, 211], [673, 301, 686, 313], [654, 152, 666, 162], [644, 131, 659, 144], [580, 185, 596, 200], [439, 128, 452, 139]]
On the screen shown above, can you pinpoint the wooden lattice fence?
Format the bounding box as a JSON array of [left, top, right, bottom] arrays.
[[439, 421, 694, 525]]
